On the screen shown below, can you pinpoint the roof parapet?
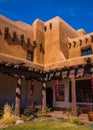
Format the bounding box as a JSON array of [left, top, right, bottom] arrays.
[[68, 33, 93, 49]]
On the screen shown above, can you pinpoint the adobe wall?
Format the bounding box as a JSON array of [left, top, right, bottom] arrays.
[[44, 16, 79, 64], [44, 17, 67, 64], [0, 15, 34, 60], [59, 18, 79, 59], [0, 15, 45, 64], [0, 15, 93, 65], [68, 33, 93, 58], [32, 19, 45, 64]]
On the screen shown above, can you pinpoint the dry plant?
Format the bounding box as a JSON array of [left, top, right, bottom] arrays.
[[65, 107, 72, 120], [35, 105, 51, 114], [0, 104, 19, 125]]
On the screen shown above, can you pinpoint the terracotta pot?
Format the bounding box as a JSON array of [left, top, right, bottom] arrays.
[[88, 111, 93, 121]]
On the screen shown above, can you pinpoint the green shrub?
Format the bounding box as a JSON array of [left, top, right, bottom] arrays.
[[56, 115, 64, 120], [35, 105, 51, 114], [69, 117, 81, 125], [23, 107, 34, 116]]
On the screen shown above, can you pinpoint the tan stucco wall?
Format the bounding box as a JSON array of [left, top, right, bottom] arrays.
[[0, 15, 93, 65], [32, 19, 45, 64], [0, 16, 93, 65], [44, 17, 65, 64], [59, 18, 78, 59], [68, 33, 93, 58], [0, 15, 33, 60]]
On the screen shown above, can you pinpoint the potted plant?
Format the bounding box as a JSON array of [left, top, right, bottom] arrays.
[[88, 97, 93, 121], [88, 105, 93, 121], [88, 75, 93, 121]]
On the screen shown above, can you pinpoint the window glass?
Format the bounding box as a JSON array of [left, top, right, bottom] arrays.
[[81, 48, 92, 56], [27, 50, 33, 61], [55, 84, 65, 101]]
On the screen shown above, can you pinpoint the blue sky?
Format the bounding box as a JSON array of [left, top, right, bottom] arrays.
[[0, 0, 93, 33]]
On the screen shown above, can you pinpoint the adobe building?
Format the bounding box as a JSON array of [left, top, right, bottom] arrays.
[[0, 15, 93, 115]]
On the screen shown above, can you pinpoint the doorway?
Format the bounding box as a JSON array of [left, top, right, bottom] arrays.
[[46, 87, 53, 108]]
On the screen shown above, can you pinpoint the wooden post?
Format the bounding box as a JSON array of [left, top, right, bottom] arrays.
[[15, 77, 22, 116], [42, 82, 46, 109], [71, 77, 77, 115], [25, 81, 28, 106]]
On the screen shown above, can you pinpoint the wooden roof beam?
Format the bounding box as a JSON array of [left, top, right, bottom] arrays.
[[68, 42, 71, 49], [14, 64, 20, 69], [78, 64, 85, 68], [28, 68, 32, 71], [18, 61, 25, 65], [85, 37, 88, 43], [4, 27, 9, 39], [90, 35, 93, 42], [27, 38, 31, 49], [5, 62, 13, 67], [73, 41, 76, 47], [0, 61, 6, 65], [20, 34, 24, 43], [33, 41, 37, 49], [79, 39, 82, 46], [12, 31, 17, 42]]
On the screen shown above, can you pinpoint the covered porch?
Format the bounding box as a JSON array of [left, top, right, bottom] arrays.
[[0, 53, 93, 115]]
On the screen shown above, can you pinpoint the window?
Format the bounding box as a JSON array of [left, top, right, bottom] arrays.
[[76, 80, 92, 102], [81, 47, 92, 56], [27, 50, 33, 61], [69, 80, 92, 103], [55, 84, 65, 101]]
